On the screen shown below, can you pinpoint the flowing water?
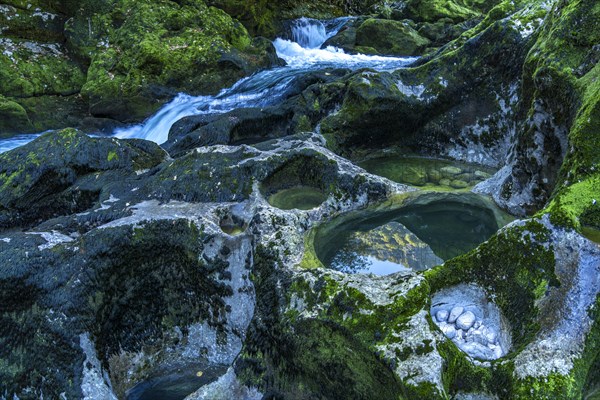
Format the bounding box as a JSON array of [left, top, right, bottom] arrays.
[[0, 18, 416, 152]]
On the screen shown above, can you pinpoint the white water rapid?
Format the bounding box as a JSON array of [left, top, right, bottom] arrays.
[[0, 18, 417, 152]]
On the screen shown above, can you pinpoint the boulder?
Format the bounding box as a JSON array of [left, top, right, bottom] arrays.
[[355, 18, 431, 56], [456, 311, 476, 330], [448, 306, 464, 323]]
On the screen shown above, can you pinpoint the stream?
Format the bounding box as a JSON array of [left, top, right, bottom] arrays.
[[0, 17, 416, 152]]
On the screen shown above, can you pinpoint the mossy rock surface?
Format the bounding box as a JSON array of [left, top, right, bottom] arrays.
[[77, 0, 281, 122], [355, 18, 431, 56], [0, 128, 165, 227]]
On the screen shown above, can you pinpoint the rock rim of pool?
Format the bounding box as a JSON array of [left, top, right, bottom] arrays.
[[431, 283, 512, 361]]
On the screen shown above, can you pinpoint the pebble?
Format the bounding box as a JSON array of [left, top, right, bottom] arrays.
[[473, 320, 481, 329], [436, 309, 449, 322], [448, 306, 464, 323], [442, 324, 457, 339], [485, 330, 497, 343], [456, 311, 476, 330]]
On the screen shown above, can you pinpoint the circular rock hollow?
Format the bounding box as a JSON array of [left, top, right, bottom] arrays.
[[314, 192, 509, 275], [431, 283, 511, 361], [219, 213, 247, 236], [261, 155, 334, 210]]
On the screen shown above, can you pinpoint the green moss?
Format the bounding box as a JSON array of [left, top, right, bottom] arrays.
[[425, 219, 557, 349], [355, 18, 431, 56], [0, 95, 32, 135], [107, 151, 118, 162]]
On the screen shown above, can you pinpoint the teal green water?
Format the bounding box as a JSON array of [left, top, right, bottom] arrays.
[[359, 156, 496, 189], [268, 186, 328, 210], [315, 194, 507, 274], [582, 226, 600, 244]]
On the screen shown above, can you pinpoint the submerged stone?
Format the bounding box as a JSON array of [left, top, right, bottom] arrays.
[[431, 283, 511, 361], [456, 311, 476, 330]]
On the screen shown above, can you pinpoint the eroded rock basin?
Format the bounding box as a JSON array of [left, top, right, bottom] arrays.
[[359, 155, 496, 189], [267, 186, 328, 210], [431, 284, 512, 361], [313, 192, 512, 275]]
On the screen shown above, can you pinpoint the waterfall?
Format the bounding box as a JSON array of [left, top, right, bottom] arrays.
[[291, 18, 328, 49], [0, 18, 417, 151]]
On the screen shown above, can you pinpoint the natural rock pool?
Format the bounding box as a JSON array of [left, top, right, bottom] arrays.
[[267, 186, 328, 210], [313, 192, 511, 275], [359, 156, 496, 189]]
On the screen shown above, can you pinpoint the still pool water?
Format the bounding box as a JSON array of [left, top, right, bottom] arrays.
[[267, 186, 328, 210], [314, 193, 509, 275], [126, 363, 227, 400], [359, 156, 496, 189], [582, 226, 600, 244]]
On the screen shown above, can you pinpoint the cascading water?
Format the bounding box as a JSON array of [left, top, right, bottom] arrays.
[[0, 18, 417, 151]]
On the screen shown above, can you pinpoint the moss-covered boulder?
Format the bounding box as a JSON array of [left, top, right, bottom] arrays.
[[76, 0, 282, 122], [0, 95, 32, 135], [0, 128, 165, 228], [355, 18, 431, 56], [401, 0, 503, 23], [0, 0, 282, 135]]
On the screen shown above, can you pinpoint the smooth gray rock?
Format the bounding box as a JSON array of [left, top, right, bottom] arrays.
[[436, 309, 449, 322], [456, 311, 477, 330], [448, 306, 464, 323]]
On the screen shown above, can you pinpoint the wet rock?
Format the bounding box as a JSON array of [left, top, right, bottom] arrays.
[[436, 309, 449, 322], [354, 18, 431, 56], [448, 306, 464, 323], [440, 166, 462, 178], [450, 179, 469, 189], [442, 324, 457, 339], [456, 311, 476, 330]]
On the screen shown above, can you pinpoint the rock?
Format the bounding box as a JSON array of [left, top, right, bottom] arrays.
[[450, 180, 469, 189], [0, 129, 166, 228], [417, 20, 467, 46], [440, 166, 462, 178], [473, 320, 481, 329], [457, 172, 475, 182], [460, 341, 496, 361], [428, 169, 443, 183], [484, 329, 497, 344], [448, 306, 464, 323], [402, 165, 429, 186], [0, 95, 33, 136], [355, 18, 431, 56], [339, 221, 443, 272], [439, 178, 451, 186], [436, 309, 449, 322], [80, 2, 283, 122], [474, 170, 491, 180], [442, 324, 457, 339]]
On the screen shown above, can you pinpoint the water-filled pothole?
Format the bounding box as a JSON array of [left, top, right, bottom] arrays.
[[313, 193, 510, 275], [359, 156, 496, 189], [268, 186, 328, 210], [261, 155, 334, 211], [125, 362, 228, 400], [431, 284, 511, 361], [219, 214, 247, 236]]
